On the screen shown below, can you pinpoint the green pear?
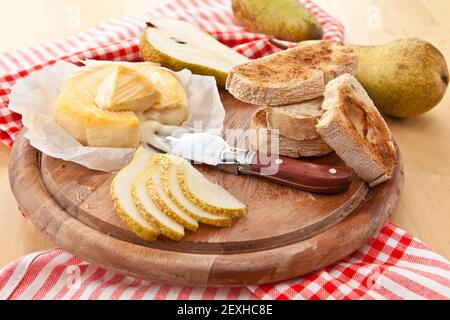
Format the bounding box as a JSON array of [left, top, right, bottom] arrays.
[[140, 17, 249, 87], [350, 38, 448, 118], [232, 0, 323, 42]]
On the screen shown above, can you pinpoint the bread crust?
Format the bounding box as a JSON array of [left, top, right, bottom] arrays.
[[226, 41, 358, 106], [266, 98, 323, 140], [251, 108, 332, 158], [316, 74, 397, 186]]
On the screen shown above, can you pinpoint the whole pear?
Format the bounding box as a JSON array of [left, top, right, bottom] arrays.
[[231, 0, 323, 42], [350, 38, 448, 118]]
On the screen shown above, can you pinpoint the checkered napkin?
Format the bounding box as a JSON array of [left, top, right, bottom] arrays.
[[0, 0, 449, 300], [0, 0, 343, 147], [1, 224, 449, 299]]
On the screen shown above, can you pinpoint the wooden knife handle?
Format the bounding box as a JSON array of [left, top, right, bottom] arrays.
[[239, 154, 353, 194]]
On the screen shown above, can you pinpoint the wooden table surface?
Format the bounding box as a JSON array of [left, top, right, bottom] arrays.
[[0, 0, 449, 269]]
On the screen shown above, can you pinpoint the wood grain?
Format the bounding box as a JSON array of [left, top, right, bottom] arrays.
[[38, 92, 370, 253], [8, 130, 403, 286], [8, 90, 403, 286], [1, 0, 449, 267]]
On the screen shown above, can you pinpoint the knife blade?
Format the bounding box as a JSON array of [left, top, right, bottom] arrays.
[[148, 131, 353, 194]]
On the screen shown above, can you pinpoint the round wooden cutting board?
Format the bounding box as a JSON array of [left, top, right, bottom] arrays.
[[8, 91, 403, 286]]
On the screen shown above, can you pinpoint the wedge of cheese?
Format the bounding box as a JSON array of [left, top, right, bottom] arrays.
[[55, 64, 140, 148], [142, 66, 188, 108], [138, 65, 189, 126], [159, 155, 232, 227], [95, 64, 160, 112], [84, 61, 188, 112], [110, 146, 160, 240]]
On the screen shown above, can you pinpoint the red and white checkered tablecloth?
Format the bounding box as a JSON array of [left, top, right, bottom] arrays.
[[0, 0, 449, 300], [0, 0, 343, 147], [1, 224, 449, 300]]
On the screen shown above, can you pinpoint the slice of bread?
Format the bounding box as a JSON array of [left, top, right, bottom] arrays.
[[316, 74, 397, 187], [266, 98, 323, 140], [251, 108, 332, 158], [226, 41, 358, 106]]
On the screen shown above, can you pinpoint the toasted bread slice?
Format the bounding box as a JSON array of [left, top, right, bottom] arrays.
[[226, 41, 358, 106], [316, 74, 397, 187], [251, 108, 332, 158], [266, 98, 323, 140]]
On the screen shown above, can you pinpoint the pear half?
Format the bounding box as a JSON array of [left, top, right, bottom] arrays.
[[232, 0, 323, 42], [176, 158, 247, 217], [159, 155, 232, 227], [132, 161, 185, 241], [140, 17, 249, 86], [110, 146, 160, 240], [146, 155, 199, 231]]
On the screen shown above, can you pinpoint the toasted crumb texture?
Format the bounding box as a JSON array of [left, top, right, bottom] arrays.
[[226, 41, 358, 106], [316, 74, 397, 186]]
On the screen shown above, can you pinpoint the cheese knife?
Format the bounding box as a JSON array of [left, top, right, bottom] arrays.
[[143, 128, 353, 194]]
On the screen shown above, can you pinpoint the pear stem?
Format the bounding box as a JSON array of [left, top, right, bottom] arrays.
[[269, 39, 289, 50]]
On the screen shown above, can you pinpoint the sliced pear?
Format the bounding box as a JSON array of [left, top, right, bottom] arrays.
[[110, 146, 160, 240], [95, 64, 160, 112], [176, 158, 247, 217], [160, 155, 232, 227], [146, 155, 199, 231], [140, 17, 249, 86], [132, 161, 185, 241]]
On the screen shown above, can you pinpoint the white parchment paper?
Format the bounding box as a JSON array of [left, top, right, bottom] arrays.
[[9, 61, 225, 172]]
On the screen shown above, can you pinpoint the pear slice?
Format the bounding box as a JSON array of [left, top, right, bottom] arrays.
[[132, 160, 185, 241], [95, 64, 160, 112], [140, 17, 249, 86], [146, 154, 199, 231], [160, 155, 232, 227], [110, 146, 160, 240], [176, 158, 247, 217]]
